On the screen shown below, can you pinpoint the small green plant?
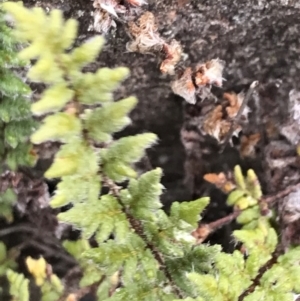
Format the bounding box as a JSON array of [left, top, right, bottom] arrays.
[[186, 167, 300, 301], [2, 2, 300, 301], [0, 5, 36, 223], [26, 256, 64, 301], [4, 2, 215, 300], [0, 7, 37, 300], [0, 242, 17, 276], [6, 269, 29, 301], [0, 7, 35, 171]]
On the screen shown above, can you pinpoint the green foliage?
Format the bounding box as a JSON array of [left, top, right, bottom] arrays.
[[183, 167, 300, 301], [0, 188, 16, 222], [183, 246, 300, 301], [6, 269, 29, 301], [4, 3, 300, 301], [63, 239, 105, 287], [83, 96, 137, 143], [0, 242, 17, 276], [26, 256, 64, 301], [101, 133, 158, 181], [60, 194, 129, 243], [0, 8, 36, 300], [0, 7, 36, 171], [4, 3, 214, 300], [229, 166, 277, 277], [39, 277, 64, 301]]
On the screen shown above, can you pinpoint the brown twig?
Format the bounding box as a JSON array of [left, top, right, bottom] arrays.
[[264, 181, 300, 205], [238, 245, 282, 301], [192, 210, 240, 244], [193, 180, 300, 243]]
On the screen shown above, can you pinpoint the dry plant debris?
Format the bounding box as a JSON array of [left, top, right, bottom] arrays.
[[171, 59, 225, 104], [194, 59, 225, 88], [93, 0, 147, 33], [203, 172, 236, 193], [127, 11, 164, 53], [201, 91, 251, 144], [202, 104, 242, 143], [160, 39, 182, 75], [239, 133, 261, 158], [0, 169, 50, 214], [127, 11, 182, 75], [223, 91, 250, 120], [171, 67, 197, 104]]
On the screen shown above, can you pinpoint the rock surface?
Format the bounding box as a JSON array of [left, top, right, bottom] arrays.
[[22, 0, 300, 222]]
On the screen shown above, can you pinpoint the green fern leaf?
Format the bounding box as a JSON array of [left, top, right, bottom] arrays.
[[68, 36, 104, 70], [31, 112, 81, 144], [31, 83, 74, 115], [170, 197, 209, 229], [45, 140, 99, 178], [6, 269, 29, 301], [50, 174, 100, 208], [75, 67, 129, 105], [58, 194, 129, 243], [84, 96, 137, 143]]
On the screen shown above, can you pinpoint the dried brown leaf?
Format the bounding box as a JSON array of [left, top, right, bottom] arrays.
[[203, 172, 236, 193], [240, 133, 261, 158], [93, 0, 126, 33], [172, 59, 225, 104], [93, 9, 116, 33], [127, 11, 164, 53], [195, 59, 225, 88], [160, 39, 182, 75], [224, 91, 250, 120], [171, 68, 196, 104]]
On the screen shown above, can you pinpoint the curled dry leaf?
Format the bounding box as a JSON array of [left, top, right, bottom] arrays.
[[223, 91, 251, 120], [127, 11, 164, 54], [202, 105, 242, 143], [93, 0, 126, 33], [200, 89, 253, 144], [203, 172, 236, 193], [127, 11, 182, 74], [194, 59, 225, 88], [171, 68, 196, 104], [129, 11, 157, 37], [171, 59, 225, 104], [93, 9, 117, 33], [240, 133, 261, 158], [93, 0, 145, 34], [160, 39, 182, 75]]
